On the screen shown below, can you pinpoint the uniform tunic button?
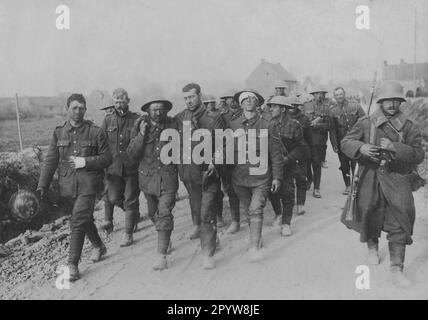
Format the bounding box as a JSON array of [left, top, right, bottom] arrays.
[[73, 141, 76, 144]]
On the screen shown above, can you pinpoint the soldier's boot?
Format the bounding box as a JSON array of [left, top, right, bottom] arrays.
[[153, 254, 168, 271], [226, 221, 240, 234], [281, 224, 292, 237], [248, 219, 263, 263], [100, 220, 114, 235], [313, 189, 322, 198], [67, 264, 80, 282], [90, 243, 107, 263], [133, 211, 140, 233], [120, 233, 133, 247], [367, 239, 380, 265], [296, 205, 306, 215], [153, 230, 171, 271], [189, 225, 201, 240], [389, 242, 411, 288], [120, 211, 135, 247]]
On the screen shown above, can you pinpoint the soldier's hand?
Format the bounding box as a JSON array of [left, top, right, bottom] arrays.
[[271, 179, 281, 194], [359, 144, 380, 158], [380, 138, 396, 152], [69, 156, 86, 169], [206, 163, 216, 177]]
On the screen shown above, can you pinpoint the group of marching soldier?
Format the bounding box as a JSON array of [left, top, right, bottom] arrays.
[[36, 80, 425, 288]]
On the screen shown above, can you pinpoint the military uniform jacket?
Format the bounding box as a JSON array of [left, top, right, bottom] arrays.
[[303, 99, 331, 145], [270, 113, 308, 166], [221, 106, 242, 127], [228, 112, 284, 187], [340, 110, 424, 243], [329, 99, 365, 150], [38, 120, 112, 198], [101, 109, 140, 176], [290, 110, 313, 160], [174, 104, 225, 189], [127, 116, 178, 197]]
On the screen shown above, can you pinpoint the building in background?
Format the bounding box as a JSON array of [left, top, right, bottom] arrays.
[[383, 59, 428, 97], [245, 59, 298, 97]]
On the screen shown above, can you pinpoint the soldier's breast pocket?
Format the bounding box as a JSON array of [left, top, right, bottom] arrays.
[[57, 139, 70, 158], [106, 126, 118, 141], [80, 140, 97, 157]]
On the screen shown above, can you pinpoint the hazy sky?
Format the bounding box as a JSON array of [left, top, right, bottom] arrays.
[[0, 0, 427, 96]]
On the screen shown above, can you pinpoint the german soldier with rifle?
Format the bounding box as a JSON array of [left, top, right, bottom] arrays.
[[340, 81, 425, 288]]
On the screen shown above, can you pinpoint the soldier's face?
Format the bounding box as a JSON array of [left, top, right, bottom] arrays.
[[288, 105, 299, 115], [241, 96, 258, 112], [225, 97, 234, 107], [380, 99, 401, 117], [204, 102, 216, 111], [313, 92, 324, 102], [275, 88, 287, 96], [183, 89, 202, 111], [334, 89, 345, 104], [113, 94, 129, 112], [67, 100, 86, 124], [270, 104, 283, 119], [148, 103, 167, 123]]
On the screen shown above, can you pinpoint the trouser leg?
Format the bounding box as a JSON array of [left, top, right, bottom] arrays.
[[232, 184, 252, 225], [223, 174, 240, 222], [247, 184, 269, 248], [123, 174, 140, 221], [338, 150, 351, 187], [200, 184, 219, 257], [184, 181, 202, 227], [295, 161, 307, 205], [268, 192, 282, 217], [313, 165, 322, 190], [281, 173, 295, 225], [68, 194, 100, 266]]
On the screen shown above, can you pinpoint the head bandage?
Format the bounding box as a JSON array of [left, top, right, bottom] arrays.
[[239, 92, 258, 105]]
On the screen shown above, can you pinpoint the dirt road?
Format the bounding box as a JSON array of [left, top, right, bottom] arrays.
[[6, 149, 428, 300]]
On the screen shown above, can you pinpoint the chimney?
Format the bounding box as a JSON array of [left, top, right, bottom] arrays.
[[400, 58, 405, 64]]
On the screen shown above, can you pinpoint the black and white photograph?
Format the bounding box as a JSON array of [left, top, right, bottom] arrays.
[[0, 0, 427, 302]]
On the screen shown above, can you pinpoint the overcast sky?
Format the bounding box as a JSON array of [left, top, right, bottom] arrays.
[[0, 0, 427, 96]]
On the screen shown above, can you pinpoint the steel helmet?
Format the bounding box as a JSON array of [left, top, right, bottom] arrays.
[[274, 80, 288, 89], [376, 81, 406, 103], [141, 96, 173, 112], [9, 189, 41, 222], [202, 94, 217, 104], [267, 95, 292, 108], [234, 89, 265, 106], [220, 89, 237, 99], [288, 96, 303, 106], [309, 85, 328, 95]]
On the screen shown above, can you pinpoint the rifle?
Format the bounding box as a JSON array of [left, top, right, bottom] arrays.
[[343, 72, 377, 222]]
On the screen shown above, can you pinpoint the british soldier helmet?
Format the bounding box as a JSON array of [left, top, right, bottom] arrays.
[[9, 189, 41, 222], [234, 89, 265, 106], [309, 85, 328, 95], [202, 94, 217, 104], [266, 95, 292, 108], [274, 80, 288, 89], [141, 96, 173, 112]]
